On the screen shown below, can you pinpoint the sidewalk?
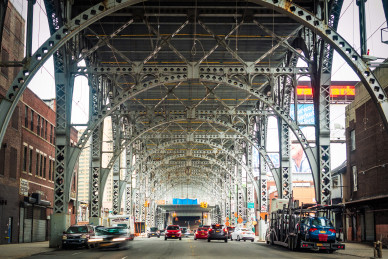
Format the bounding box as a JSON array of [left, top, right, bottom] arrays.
[[335, 242, 387, 259], [0, 241, 56, 259]]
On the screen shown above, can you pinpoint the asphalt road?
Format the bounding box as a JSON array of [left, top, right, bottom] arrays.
[[25, 237, 348, 259]]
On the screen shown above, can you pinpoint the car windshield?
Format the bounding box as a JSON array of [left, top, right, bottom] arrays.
[[310, 217, 334, 227], [181, 228, 187, 233], [167, 226, 180, 230], [198, 228, 207, 231], [227, 227, 235, 232], [100, 227, 127, 235], [66, 226, 88, 234], [212, 224, 223, 229], [150, 227, 158, 232]]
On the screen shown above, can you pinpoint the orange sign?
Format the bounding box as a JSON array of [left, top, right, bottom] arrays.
[[237, 217, 243, 223], [225, 221, 230, 226], [234, 212, 237, 217], [226, 217, 229, 221]]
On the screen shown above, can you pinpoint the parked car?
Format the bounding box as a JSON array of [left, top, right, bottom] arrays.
[[62, 225, 95, 249], [207, 224, 228, 242], [147, 227, 160, 238], [98, 226, 131, 250], [227, 226, 235, 239], [231, 227, 255, 242], [165, 225, 182, 240], [194, 227, 208, 240], [299, 217, 336, 243]]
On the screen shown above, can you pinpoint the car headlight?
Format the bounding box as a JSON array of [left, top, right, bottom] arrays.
[[81, 234, 87, 239], [62, 235, 67, 240], [112, 237, 126, 242]]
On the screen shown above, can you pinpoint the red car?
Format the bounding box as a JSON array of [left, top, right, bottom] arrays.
[[194, 227, 209, 240], [164, 225, 182, 240]]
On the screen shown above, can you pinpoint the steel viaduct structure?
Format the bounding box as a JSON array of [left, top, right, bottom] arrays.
[[0, 0, 388, 247]]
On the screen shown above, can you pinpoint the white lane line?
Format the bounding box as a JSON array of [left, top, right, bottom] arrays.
[[122, 257, 128, 259], [71, 252, 84, 255]]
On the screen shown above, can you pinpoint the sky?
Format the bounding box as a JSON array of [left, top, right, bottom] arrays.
[[10, 0, 388, 126]]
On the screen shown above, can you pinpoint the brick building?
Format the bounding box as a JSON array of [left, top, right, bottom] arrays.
[[344, 64, 388, 245], [0, 2, 78, 244], [0, 1, 25, 245]]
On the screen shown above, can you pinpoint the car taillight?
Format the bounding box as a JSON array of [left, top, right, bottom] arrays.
[[208, 228, 212, 232], [223, 228, 227, 232], [328, 229, 336, 233], [309, 228, 318, 232]]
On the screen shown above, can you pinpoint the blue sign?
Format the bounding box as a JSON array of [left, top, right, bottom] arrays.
[[290, 104, 315, 125], [172, 198, 198, 205], [247, 202, 254, 209]]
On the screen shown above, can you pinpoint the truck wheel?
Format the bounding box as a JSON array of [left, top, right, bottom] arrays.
[[165, 237, 167, 241], [328, 249, 335, 254], [179, 237, 182, 240], [251, 239, 254, 242], [225, 238, 228, 243], [208, 239, 210, 242], [237, 236, 240, 241]]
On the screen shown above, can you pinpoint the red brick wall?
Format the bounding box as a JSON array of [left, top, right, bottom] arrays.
[[0, 1, 25, 244]]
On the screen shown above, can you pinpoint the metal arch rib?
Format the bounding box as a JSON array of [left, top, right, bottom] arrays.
[[0, 0, 144, 145], [250, 0, 388, 129]]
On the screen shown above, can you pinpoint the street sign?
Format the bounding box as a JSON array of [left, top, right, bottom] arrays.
[[247, 202, 254, 209], [237, 217, 243, 223]]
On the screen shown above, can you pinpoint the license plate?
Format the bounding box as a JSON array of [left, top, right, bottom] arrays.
[[100, 243, 111, 247], [216, 231, 220, 233], [316, 243, 323, 246], [172, 236, 175, 237], [320, 231, 326, 233]]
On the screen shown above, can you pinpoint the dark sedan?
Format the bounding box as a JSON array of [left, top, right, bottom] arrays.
[[208, 224, 228, 242], [98, 227, 131, 250]]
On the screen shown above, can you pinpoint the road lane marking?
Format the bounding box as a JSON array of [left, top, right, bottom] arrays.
[[71, 252, 83, 255], [122, 257, 128, 259]]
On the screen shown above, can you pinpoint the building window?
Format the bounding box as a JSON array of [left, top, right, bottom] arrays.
[[25, 106, 29, 127], [43, 157, 47, 179], [11, 106, 19, 129], [23, 146, 28, 172], [12, 107, 19, 129], [48, 159, 52, 181], [352, 165, 357, 192], [9, 147, 17, 178], [44, 120, 48, 139], [14, 18, 22, 41], [36, 153, 40, 176], [30, 110, 34, 131], [1, 48, 9, 77], [29, 148, 33, 173], [40, 119, 44, 137], [37, 115, 41, 135], [50, 125, 53, 143], [350, 130, 356, 151], [0, 146, 5, 175], [40, 154, 43, 177]]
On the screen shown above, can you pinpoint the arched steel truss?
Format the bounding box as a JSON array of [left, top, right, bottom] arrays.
[[0, 0, 386, 247]]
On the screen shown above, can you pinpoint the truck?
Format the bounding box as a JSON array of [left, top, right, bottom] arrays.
[[265, 198, 345, 253], [108, 214, 135, 240]]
